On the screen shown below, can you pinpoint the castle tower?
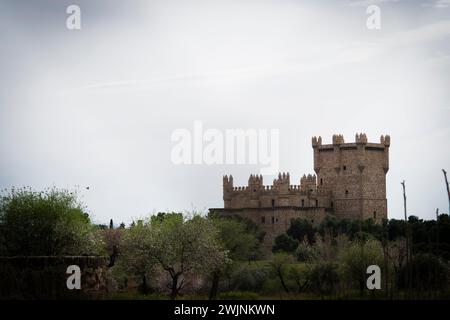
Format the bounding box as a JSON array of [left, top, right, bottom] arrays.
[[223, 175, 233, 209], [248, 174, 263, 207], [312, 133, 390, 222], [273, 172, 290, 206], [300, 174, 317, 192]]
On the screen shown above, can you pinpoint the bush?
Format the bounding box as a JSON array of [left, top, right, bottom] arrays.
[[399, 253, 449, 293], [339, 239, 383, 294], [307, 262, 339, 296], [228, 262, 270, 292]]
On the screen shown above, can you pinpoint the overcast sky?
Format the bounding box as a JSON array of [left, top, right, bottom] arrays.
[[0, 0, 449, 224]]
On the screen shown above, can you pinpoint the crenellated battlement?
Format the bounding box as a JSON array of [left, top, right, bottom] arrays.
[[225, 172, 321, 195], [312, 136, 322, 147], [355, 133, 368, 144], [312, 133, 389, 148], [332, 134, 345, 145], [248, 174, 263, 186], [380, 134, 391, 147], [300, 173, 317, 191], [223, 174, 233, 183]]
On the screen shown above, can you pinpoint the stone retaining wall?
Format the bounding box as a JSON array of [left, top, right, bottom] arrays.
[[0, 256, 109, 299]]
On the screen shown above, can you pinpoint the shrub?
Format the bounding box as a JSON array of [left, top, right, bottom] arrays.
[[339, 239, 383, 294], [399, 253, 449, 293], [228, 262, 270, 292], [307, 262, 339, 296]]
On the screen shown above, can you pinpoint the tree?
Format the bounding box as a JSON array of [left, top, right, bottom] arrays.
[[120, 213, 228, 299], [103, 228, 122, 267], [287, 218, 316, 244], [151, 214, 228, 299], [212, 217, 260, 261], [208, 216, 261, 299], [295, 237, 315, 262], [288, 264, 309, 293], [269, 253, 296, 294], [272, 234, 299, 253], [118, 220, 155, 294], [0, 187, 102, 256], [339, 239, 383, 296]]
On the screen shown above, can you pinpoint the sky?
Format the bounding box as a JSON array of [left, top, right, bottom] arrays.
[[0, 0, 449, 225]]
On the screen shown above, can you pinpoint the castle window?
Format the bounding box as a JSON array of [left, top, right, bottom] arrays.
[[331, 201, 334, 208], [373, 211, 377, 220], [253, 189, 256, 192], [320, 178, 323, 185], [315, 199, 318, 207], [261, 216, 265, 224], [301, 199, 305, 207], [271, 216, 275, 224], [343, 165, 347, 170], [272, 199, 275, 207], [345, 190, 349, 197]]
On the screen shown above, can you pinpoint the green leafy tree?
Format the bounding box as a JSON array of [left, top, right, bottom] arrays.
[[287, 218, 316, 244], [0, 187, 102, 256], [118, 220, 155, 294], [208, 216, 261, 299], [269, 253, 296, 294], [272, 234, 299, 253], [339, 239, 384, 296]]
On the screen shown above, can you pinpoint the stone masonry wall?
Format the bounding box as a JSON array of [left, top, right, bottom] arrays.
[[0, 256, 109, 299]]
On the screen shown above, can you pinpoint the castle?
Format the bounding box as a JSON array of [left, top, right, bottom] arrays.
[[210, 133, 390, 250]]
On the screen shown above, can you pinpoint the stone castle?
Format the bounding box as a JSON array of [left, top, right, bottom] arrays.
[[210, 133, 390, 250]]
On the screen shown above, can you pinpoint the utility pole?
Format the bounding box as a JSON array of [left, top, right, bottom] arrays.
[[436, 208, 440, 254], [401, 180, 411, 297], [401, 180, 407, 221], [443, 169, 450, 214]]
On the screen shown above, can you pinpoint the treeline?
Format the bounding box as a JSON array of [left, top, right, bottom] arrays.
[[272, 215, 450, 298], [274, 215, 450, 260], [0, 187, 449, 299]]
